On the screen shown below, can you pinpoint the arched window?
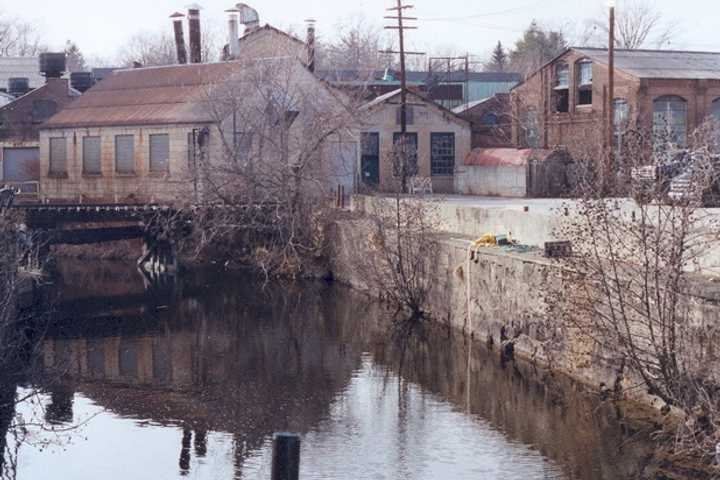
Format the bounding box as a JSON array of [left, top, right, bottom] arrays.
[[712, 98, 720, 122], [553, 63, 569, 112], [653, 95, 687, 149], [576, 59, 593, 106], [480, 112, 498, 126]]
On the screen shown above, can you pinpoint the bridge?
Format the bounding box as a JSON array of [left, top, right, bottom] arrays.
[[8, 201, 183, 275]]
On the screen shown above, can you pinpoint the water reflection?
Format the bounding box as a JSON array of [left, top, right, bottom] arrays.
[[2, 261, 652, 480]]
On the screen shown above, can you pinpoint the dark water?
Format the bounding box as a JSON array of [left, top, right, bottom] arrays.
[[0, 261, 653, 480]]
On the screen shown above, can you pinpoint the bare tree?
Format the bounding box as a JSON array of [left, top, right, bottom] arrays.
[[116, 20, 220, 67], [0, 12, 45, 57], [318, 15, 393, 78], [578, 0, 678, 50], [172, 55, 363, 277], [549, 119, 720, 463], [64, 40, 85, 73]]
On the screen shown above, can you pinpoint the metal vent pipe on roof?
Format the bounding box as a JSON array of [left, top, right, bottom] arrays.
[[306, 19, 316, 73], [226, 8, 240, 59], [187, 4, 202, 64], [170, 12, 188, 64]]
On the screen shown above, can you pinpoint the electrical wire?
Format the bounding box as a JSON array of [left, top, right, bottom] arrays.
[[420, 0, 547, 22]]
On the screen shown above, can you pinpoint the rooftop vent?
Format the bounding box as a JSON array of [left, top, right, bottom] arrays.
[[39, 53, 66, 79]]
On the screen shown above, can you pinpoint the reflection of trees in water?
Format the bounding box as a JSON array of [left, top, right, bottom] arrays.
[[370, 325, 655, 480]]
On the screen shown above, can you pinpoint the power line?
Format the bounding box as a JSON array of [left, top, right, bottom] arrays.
[[420, 1, 546, 22]]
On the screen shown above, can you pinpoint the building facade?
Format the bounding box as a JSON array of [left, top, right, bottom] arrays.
[[511, 48, 720, 158], [358, 89, 472, 194]]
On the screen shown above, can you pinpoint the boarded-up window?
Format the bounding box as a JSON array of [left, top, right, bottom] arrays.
[[149, 134, 170, 172], [115, 135, 135, 173], [49, 137, 67, 174], [431, 133, 455, 176], [82, 136, 101, 174]]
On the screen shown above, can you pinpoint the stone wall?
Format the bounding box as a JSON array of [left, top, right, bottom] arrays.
[[328, 215, 720, 401]]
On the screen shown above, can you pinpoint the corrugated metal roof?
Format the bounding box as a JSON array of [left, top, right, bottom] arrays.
[[464, 148, 554, 167], [573, 47, 720, 80], [44, 61, 245, 128], [0, 57, 44, 89]]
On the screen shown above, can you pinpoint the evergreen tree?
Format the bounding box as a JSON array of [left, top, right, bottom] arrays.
[[486, 41, 507, 72], [64, 40, 86, 73], [508, 21, 567, 76]]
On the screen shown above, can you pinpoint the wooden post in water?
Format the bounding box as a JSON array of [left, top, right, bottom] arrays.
[[271, 433, 300, 480]]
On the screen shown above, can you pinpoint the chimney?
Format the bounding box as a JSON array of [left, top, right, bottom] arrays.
[[187, 4, 202, 64], [306, 19, 316, 73], [226, 8, 240, 60], [170, 12, 188, 64]]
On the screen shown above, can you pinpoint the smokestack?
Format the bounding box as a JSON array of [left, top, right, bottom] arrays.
[[226, 8, 240, 60], [170, 12, 188, 64], [187, 4, 202, 64], [306, 19, 316, 73]]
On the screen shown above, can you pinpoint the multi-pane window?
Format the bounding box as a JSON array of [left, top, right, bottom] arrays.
[[553, 63, 570, 113], [712, 98, 720, 122], [653, 95, 687, 150], [361, 132, 380, 185], [49, 137, 67, 174], [115, 135, 135, 174], [613, 99, 629, 161], [149, 134, 170, 172], [576, 60, 593, 106], [395, 106, 415, 126], [392, 132, 418, 177], [430, 133, 455, 176], [82, 136, 101, 174]]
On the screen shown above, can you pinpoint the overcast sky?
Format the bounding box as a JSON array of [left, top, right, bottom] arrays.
[[4, 0, 719, 65]]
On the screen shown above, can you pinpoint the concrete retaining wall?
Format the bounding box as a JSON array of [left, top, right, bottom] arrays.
[[351, 194, 560, 247], [329, 216, 720, 401]]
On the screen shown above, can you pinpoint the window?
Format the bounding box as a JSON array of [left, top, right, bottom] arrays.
[[576, 60, 593, 106], [392, 132, 418, 177], [360, 132, 380, 186], [149, 134, 170, 172], [553, 63, 570, 113], [653, 95, 687, 149], [613, 99, 629, 160], [32, 100, 57, 123], [49, 137, 67, 174], [523, 110, 540, 148], [115, 135, 135, 174], [480, 113, 498, 126], [234, 132, 253, 163], [712, 98, 720, 122], [82, 136, 101, 174], [431, 133, 455, 176]]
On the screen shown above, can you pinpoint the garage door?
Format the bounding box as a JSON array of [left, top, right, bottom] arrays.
[[3, 147, 39, 193]]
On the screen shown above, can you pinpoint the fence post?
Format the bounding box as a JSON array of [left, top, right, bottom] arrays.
[[271, 432, 300, 480]]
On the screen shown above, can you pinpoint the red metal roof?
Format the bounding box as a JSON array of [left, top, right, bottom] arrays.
[[464, 148, 554, 167], [43, 61, 245, 129]]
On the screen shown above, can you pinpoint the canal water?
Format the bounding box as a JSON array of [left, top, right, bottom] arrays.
[[1, 260, 653, 480]]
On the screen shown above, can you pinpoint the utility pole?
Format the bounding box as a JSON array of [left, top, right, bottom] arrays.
[[384, 0, 419, 193], [607, 0, 616, 192]]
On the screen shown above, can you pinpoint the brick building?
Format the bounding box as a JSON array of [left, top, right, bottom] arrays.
[[510, 48, 720, 157]]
